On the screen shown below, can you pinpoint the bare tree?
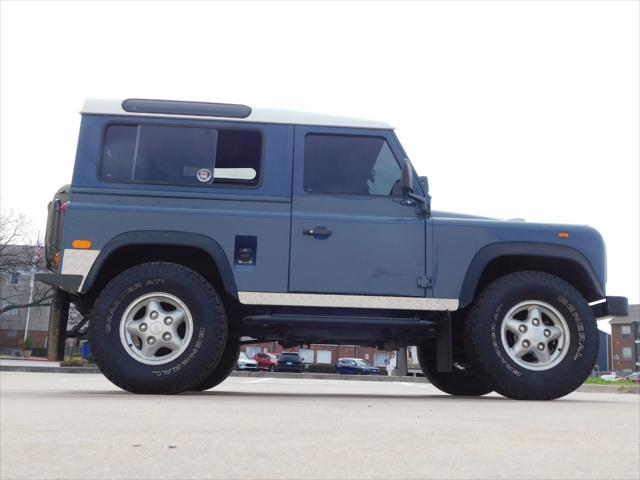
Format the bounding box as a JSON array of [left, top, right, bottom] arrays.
[[0, 210, 54, 314]]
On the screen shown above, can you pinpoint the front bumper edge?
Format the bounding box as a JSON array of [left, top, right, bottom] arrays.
[[592, 296, 629, 319]]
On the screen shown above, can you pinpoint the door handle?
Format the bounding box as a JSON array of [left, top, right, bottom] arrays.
[[303, 226, 332, 237]]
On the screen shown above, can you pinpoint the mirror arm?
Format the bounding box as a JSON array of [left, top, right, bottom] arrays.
[[408, 192, 431, 217]]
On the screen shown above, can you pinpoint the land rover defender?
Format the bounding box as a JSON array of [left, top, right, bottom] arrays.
[[37, 98, 628, 399]]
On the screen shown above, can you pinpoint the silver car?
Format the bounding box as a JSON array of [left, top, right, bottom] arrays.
[[236, 352, 259, 371]]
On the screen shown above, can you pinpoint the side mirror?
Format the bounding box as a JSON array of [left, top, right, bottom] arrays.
[[401, 159, 414, 194], [401, 160, 431, 217]]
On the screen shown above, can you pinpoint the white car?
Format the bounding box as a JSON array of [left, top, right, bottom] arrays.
[[236, 352, 259, 371]]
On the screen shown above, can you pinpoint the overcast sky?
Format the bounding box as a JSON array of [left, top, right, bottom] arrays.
[[1, 1, 638, 305]]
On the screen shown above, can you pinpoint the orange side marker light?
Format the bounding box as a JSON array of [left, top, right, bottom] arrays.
[[72, 239, 93, 249], [558, 232, 569, 239]]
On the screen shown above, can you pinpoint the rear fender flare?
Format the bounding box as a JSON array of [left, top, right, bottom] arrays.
[[81, 231, 238, 299]]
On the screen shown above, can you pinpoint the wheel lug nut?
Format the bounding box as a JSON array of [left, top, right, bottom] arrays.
[[162, 333, 171, 341], [522, 340, 530, 348], [139, 323, 148, 332], [532, 319, 540, 326], [150, 311, 159, 320], [518, 325, 527, 333], [164, 317, 173, 326], [147, 337, 156, 345], [544, 329, 551, 337], [537, 343, 545, 351]]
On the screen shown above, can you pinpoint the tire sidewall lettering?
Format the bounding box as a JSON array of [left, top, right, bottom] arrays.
[[556, 295, 586, 360]]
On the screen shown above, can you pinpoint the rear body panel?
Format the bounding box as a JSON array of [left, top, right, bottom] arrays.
[[64, 114, 293, 294]]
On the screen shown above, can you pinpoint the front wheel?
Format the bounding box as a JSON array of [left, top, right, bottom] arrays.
[[417, 345, 492, 396], [464, 271, 598, 400]]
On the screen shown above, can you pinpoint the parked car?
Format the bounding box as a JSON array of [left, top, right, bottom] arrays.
[[236, 352, 259, 371], [600, 373, 622, 381], [623, 372, 640, 383], [276, 352, 304, 373], [37, 97, 629, 399], [336, 358, 379, 375], [254, 352, 278, 371]]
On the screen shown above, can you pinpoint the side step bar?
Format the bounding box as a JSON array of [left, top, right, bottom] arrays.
[[243, 314, 438, 331]]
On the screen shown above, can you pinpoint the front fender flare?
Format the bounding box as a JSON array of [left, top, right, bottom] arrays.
[[459, 242, 604, 308]]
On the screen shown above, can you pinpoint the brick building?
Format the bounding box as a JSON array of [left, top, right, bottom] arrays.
[[609, 304, 639, 373], [240, 342, 396, 368]]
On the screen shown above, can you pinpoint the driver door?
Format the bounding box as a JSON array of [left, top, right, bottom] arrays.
[[288, 126, 427, 298]]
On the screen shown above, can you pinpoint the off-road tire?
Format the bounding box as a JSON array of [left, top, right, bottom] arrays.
[[191, 338, 240, 391], [90, 262, 227, 394], [417, 344, 493, 396], [464, 271, 598, 400]]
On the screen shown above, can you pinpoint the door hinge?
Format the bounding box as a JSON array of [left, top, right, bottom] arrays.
[[417, 275, 432, 289]]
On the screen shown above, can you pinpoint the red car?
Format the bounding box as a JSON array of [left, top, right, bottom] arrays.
[[253, 352, 278, 371]]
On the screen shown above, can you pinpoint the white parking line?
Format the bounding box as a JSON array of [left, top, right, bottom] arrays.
[[241, 378, 273, 384], [400, 382, 430, 388]]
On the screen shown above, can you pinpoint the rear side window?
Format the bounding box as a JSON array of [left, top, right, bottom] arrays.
[[101, 124, 261, 186], [304, 134, 401, 196]]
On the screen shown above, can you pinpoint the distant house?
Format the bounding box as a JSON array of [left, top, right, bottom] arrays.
[[609, 304, 639, 373], [0, 245, 49, 349]]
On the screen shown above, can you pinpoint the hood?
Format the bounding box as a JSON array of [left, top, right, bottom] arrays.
[[431, 210, 501, 221]]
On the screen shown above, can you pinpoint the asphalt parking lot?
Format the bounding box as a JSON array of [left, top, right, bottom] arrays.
[[1, 372, 638, 480]]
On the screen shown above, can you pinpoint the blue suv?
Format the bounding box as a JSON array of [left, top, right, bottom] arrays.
[[336, 358, 379, 375], [37, 98, 628, 400]]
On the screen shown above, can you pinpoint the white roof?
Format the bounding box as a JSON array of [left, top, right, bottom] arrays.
[[81, 98, 393, 130]]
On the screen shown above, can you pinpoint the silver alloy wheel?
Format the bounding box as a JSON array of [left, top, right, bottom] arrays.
[[119, 292, 193, 365], [500, 300, 570, 371]]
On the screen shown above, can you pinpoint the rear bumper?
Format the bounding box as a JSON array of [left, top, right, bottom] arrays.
[[35, 272, 82, 293], [277, 366, 304, 372], [591, 296, 629, 319]]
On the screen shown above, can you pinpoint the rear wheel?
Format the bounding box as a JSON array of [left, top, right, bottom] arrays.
[[90, 262, 227, 394], [191, 339, 240, 391], [417, 344, 493, 396], [464, 271, 598, 400]]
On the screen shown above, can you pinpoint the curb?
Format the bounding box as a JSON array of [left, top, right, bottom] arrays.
[[0, 365, 423, 382], [576, 384, 640, 394], [231, 371, 427, 383]]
